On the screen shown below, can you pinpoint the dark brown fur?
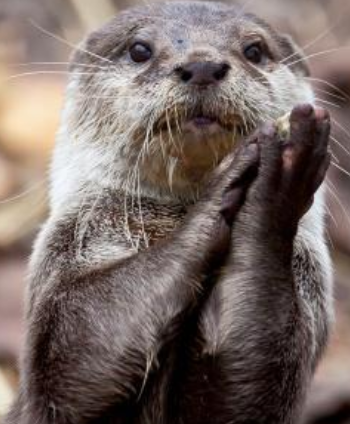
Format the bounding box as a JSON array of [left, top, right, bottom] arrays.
[[6, 3, 332, 424]]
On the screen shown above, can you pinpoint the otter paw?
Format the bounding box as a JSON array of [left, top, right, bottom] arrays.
[[250, 104, 330, 236], [281, 104, 331, 212], [220, 143, 259, 225]]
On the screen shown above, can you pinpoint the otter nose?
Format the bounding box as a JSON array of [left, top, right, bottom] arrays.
[[175, 62, 230, 86]]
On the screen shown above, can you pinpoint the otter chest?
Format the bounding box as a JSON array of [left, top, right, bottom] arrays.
[[78, 192, 189, 261]]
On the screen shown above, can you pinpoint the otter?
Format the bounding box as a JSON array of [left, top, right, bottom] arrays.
[[5, 2, 333, 424]]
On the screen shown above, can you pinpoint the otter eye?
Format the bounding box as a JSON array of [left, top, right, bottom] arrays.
[[129, 42, 153, 63], [243, 43, 266, 65]]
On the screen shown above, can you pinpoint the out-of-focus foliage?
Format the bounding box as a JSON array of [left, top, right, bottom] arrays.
[[0, 0, 349, 422]]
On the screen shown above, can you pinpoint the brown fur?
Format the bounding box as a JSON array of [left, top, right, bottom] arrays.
[[6, 3, 332, 424]]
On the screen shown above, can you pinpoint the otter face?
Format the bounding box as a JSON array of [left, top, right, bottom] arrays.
[[67, 1, 314, 197]]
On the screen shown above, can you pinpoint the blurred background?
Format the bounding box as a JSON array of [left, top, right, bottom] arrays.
[[0, 0, 349, 422]]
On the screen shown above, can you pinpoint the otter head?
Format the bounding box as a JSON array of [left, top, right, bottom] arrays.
[[52, 1, 314, 206]]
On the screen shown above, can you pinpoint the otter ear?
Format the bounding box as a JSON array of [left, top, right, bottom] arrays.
[[279, 34, 310, 77]]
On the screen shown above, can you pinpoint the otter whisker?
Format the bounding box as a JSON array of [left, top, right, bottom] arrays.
[[122, 111, 158, 246], [331, 161, 350, 179], [314, 97, 341, 109], [331, 118, 350, 144], [312, 86, 347, 103], [324, 184, 339, 229], [137, 167, 148, 248], [164, 107, 181, 155], [0, 180, 46, 205], [168, 157, 178, 193], [330, 135, 350, 157], [122, 133, 147, 248], [157, 131, 168, 165], [279, 11, 348, 66], [173, 102, 183, 136], [3, 70, 102, 83], [326, 179, 350, 228], [29, 19, 114, 65], [304, 76, 350, 103], [330, 150, 340, 164], [10, 61, 112, 72], [285, 46, 350, 71], [137, 349, 156, 401]]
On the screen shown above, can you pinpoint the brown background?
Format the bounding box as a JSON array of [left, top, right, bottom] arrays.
[[0, 0, 349, 422]]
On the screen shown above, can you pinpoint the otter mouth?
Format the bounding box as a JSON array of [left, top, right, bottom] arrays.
[[155, 109, 241, 135], [183, 114, 235, 133]]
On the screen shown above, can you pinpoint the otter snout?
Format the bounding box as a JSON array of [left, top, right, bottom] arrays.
[[174, 61, 231, 87]]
